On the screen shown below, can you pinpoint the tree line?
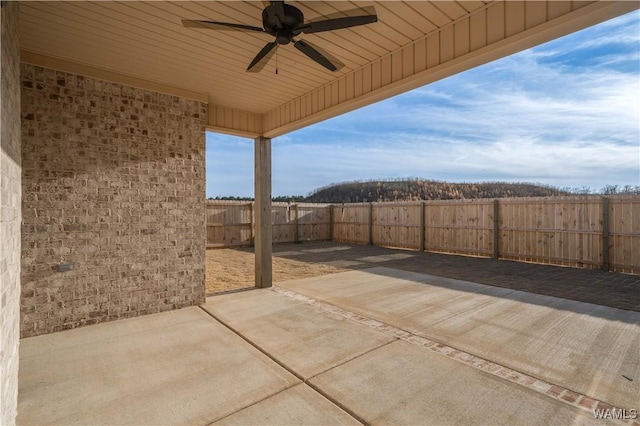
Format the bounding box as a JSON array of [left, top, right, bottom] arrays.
[[208, 179, 640, 203]]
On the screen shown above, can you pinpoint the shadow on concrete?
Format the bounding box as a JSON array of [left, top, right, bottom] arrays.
[[268, 242, 640, 316], [362, 264, 640, 325]]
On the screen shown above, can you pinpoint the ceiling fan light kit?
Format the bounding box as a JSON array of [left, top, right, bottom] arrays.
[[182, 1, 377, 73]]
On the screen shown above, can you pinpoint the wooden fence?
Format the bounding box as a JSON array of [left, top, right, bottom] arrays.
[[206, 196, 639, 274], [206, 201, 331, 248]]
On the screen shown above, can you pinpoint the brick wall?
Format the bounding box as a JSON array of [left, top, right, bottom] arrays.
[[20, 64, 207, 337], [1, 2, 22, 424]]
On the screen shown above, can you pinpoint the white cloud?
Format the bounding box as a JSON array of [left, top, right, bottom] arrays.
[[271, 136, 638, 195], [570, 10, 640, 49]]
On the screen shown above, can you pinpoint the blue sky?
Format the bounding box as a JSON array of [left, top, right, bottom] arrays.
[[206, 11, 640, 198]]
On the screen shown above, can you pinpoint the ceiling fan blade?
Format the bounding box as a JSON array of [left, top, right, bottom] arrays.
[[298, 14, 377, 34], [294, 39, 337, 72], [182, 19, 265, 33], [247, 41, 278, 71]]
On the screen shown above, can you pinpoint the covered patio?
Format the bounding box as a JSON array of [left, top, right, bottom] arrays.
[[2, 1, 639, 424], [18, 260, 639, 424]]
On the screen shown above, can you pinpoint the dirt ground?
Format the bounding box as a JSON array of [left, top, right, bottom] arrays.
[[205, 243, 347, 294]]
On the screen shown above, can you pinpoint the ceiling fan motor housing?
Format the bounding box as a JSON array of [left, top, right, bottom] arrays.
[[263, 4, 304, 44]]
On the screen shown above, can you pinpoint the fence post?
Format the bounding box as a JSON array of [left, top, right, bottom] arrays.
[[419, 201, 425, 252], [328, 204, 334, 241], [493, 199, 500, 259], [368, 202, 374, 245], [293, 204, 299, 243], [249, 202, 254, 247], [602, 197, 610, 271], [205, 202, 210, 247]]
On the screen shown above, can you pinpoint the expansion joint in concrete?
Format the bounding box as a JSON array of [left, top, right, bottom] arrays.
[[307, 338, 398, 383], [204, 383, 299, 426], [197, 304, 368, 425], [198, 305, 304, 381], [271, 286, 635, 425]]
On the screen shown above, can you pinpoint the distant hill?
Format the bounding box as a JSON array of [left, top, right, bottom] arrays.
[[304, 179, 570, 203], [206, 181, 639, 202]]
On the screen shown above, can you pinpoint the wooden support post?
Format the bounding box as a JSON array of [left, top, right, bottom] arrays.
[[254, 137, 272, 288], [419, 201, 425, 252], [493, 199, 500, 259], [293, 204, 299, 243], [602, 197, 610, 271], [368, 202, 374, 245]]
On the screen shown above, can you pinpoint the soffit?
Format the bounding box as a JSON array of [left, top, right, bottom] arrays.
[[18, 1, 639, 138], [20, 1, 482, 112]]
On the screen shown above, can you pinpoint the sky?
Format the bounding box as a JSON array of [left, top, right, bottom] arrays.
[[206, 10, 640, 198]]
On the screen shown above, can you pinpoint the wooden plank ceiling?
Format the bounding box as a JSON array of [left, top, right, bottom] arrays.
[[19, 1, 639, 138]]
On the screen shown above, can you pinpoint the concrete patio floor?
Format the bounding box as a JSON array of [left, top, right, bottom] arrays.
[[18, 267, 639, 425]]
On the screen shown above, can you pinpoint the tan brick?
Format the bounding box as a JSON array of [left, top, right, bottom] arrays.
[[21, 64, 206, 337]]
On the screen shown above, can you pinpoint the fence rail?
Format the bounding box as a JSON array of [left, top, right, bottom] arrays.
[[206, 195, 639, 275]]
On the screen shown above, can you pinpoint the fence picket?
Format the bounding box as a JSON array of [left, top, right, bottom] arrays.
[[205, 196, 639, 274]]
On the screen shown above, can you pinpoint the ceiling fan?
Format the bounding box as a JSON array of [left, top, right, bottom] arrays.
[[182, 1, 377, 72]]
